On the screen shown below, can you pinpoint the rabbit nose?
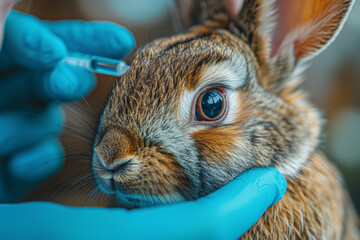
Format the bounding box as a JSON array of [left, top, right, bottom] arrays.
[[94, 128, 133, 167], [112, 159, 140, 182], [111, 160, 131, 173], [94, 145, 114, 169]]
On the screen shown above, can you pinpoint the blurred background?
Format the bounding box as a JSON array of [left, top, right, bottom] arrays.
[[14, 0, 360, 212]]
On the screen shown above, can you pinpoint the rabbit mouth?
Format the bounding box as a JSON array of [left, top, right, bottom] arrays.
[[92, 153, 194, 207], [95, 172, 191, 207], [116, 192, 186, 207]]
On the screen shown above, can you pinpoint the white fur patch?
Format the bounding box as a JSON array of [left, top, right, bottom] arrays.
[[196, 57, 248, 90], [181, 89, 197, 122], [276, 141, 311, 177]]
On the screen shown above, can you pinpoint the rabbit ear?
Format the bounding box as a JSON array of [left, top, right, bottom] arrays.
[[265, 0, 355, 93], [188, 0, 277, 69], [184, 0, 354, 92], [273, 0, 355, 61], [186, 0, 354, 62]]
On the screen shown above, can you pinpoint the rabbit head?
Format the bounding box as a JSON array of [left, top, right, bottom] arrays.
[[92, 0, 355, 207]]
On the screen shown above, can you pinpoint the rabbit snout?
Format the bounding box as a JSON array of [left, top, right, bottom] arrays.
[[92, 124, 201, 207]]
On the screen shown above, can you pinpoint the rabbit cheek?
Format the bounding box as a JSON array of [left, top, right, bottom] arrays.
[[246, 89, 319, 177], [191, 127, 251, 195]]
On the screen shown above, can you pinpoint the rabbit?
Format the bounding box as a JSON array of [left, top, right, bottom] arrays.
[[90, 0, 360, 238], [32, 0, 359, 239]]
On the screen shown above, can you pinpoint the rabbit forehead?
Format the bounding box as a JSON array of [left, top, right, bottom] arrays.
[[133, 27, 252, 71]]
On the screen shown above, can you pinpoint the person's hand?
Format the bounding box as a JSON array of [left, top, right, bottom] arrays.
[[0, 11, 135, 202], [0, 167, 286, 240]]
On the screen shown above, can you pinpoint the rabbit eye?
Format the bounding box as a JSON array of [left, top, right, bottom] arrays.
[[195, 88, 227, 122]]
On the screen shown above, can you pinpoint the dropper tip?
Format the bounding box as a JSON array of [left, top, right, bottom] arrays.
[[116, 61, 131, 76]]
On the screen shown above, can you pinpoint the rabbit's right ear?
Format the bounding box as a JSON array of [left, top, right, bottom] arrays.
[[272, 0, 355, 61], [183, 0, 355, 89]]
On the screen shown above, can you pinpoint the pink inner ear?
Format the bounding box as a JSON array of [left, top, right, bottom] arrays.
[[226, 0, 244, 19], [271, 1, 304, 57], [270, 0, 342, 58]]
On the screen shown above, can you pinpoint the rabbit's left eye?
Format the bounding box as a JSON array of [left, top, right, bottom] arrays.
[[194, 88, 227, 123]]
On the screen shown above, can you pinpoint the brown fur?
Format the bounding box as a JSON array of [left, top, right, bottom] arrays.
[[242, 152, 359, 239]]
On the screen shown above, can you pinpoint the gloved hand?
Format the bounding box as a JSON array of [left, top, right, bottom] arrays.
[[0, 11, 135, 202], [0, 167, 287, 240]]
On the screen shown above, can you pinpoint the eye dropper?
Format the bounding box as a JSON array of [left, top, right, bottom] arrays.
[[62, 53, 131, 77]]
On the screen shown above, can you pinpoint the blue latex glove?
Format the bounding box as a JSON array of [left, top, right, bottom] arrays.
[[0, 11, 135, 202], [0, 167, 287, 240]]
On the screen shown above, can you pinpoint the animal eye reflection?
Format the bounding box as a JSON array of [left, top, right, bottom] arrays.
[[194, 88, 227, 122]]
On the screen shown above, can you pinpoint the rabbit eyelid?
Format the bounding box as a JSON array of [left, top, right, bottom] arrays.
[[180, 57, 247, 126]]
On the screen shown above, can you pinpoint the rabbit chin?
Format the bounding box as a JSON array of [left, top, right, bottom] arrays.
[[94, 174, 188, 208], [116, 192, 186, 208]]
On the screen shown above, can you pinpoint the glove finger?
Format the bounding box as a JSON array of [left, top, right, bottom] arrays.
[[0, 104, 64, 157], [203, 167, 286, 205], [0, 64, 95, 109], [38, 61, 96, 102], [8, 139, 64, 181], [44, 20, 135, 59], [3, 139, 64, 202], [0, 11, 67, 71], [200, 167, 287, 239]]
